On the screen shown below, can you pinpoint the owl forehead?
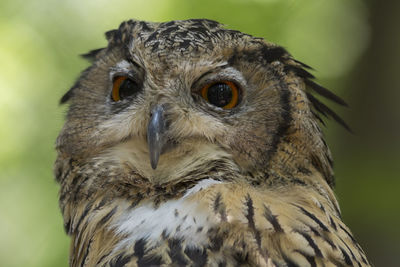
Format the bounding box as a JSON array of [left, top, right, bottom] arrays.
[[114, 19, 260, 65], [136, 19, 248, 49]]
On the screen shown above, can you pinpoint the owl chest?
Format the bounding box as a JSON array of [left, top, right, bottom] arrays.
[[112, 179, 223, 250]]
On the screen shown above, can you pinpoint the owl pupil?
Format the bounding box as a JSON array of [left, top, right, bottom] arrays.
[[207, 83, 232, 107], [119, 79, 140, 100]]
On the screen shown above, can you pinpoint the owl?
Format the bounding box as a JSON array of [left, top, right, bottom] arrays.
[[55, 19, 370, 266]]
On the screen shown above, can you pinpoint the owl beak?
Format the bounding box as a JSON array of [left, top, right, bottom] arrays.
[[147, 105, 167, 170]]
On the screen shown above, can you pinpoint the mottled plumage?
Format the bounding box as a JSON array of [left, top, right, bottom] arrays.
[[55, 19, 370, 266]]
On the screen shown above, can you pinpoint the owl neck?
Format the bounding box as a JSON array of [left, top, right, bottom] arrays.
[[264, 76, 335, 188], [256, 123, 340, 216], [265, 132, 334, 184]]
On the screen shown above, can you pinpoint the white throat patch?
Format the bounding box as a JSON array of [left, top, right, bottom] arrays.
[[112, 179, 222, 251]]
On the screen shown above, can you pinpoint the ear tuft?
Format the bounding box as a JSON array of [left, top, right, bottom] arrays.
[[80, 48, 104, 62], [60, 88, 74, 104], [283, 58, 351, 132]]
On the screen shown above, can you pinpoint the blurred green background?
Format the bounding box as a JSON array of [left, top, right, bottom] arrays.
[[1, 0, 399, 266]]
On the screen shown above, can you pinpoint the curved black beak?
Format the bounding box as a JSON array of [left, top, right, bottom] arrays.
[[147, 105, 167, 170]]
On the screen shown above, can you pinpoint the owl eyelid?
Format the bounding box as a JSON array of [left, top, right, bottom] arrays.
[[194, 77, 243, 96], [192, 66, 247, 93], [109, 60, 144, 82], [109, 65, 144, 86], [110, 72, 139, 83]]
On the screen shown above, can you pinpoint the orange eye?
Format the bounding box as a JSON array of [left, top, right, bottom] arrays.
[[111, 76, 141, 102], [200, 81, 239, 109]]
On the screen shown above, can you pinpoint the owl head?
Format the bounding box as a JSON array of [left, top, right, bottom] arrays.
[[56, 19, 347, 187]]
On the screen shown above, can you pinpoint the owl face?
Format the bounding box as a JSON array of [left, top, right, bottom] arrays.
[[57, 19, 336, 185]]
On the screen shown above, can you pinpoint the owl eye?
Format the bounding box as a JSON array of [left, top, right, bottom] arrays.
[[111, 76, 141, 102], [200, 81, 239, 109]]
